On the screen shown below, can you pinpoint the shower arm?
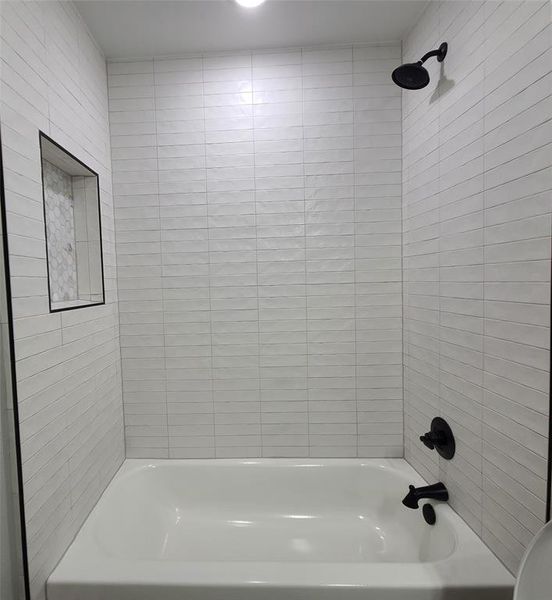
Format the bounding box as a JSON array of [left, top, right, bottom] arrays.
[[419, 42, 448, 65], [419, 49, 440, 63]]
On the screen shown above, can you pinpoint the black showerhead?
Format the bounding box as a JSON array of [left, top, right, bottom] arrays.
[[392, 62, 429, 90], [392, 42, 448, 90]]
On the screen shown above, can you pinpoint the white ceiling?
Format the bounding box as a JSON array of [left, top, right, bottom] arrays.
[[76, 0, 428, 59]]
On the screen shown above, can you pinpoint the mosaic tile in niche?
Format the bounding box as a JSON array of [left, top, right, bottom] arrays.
[[42, 160, 78, 302]]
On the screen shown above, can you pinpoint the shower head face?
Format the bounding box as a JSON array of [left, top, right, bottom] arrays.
[[391, 62, 430, 90]]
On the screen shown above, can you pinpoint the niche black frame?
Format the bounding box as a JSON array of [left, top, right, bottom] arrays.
[[39, 131, 106, 313]]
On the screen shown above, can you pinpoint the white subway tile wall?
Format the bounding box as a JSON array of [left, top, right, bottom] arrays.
[[0, 2, 124, 599], [108, 44, 404, 459], [402, 0, 551, 573]]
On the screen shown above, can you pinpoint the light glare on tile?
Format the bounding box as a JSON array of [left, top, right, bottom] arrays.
[[235, 0, 266, 7]]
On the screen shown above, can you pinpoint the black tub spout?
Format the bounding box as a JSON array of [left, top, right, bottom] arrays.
[[402, 482, 449, 509]]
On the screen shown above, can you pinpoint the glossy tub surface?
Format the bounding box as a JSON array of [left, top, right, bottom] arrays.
[[47, 458, 514, 599]]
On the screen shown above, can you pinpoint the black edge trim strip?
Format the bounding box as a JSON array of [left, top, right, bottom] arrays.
[[546, 234, 552, 522], [1, 125, 31, 598]]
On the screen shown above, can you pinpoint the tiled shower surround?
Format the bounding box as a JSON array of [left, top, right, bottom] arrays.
[[402, 0, 551, 573], [0, 1, 550, 597], [108, 45, 404, 459]]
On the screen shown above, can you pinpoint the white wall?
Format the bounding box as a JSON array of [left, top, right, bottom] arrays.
[[402, 0, 551, 573], [0, 2, 124, 598], [108, 44, 404, 459]]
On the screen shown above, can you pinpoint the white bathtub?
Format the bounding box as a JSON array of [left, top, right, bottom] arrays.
[[47, 459, 513, 600]]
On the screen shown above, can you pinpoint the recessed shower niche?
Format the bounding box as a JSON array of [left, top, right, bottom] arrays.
[[39, 133, 105, 312]]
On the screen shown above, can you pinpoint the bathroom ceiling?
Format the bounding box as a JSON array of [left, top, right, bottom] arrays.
[[76, 0, 428, 58]]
